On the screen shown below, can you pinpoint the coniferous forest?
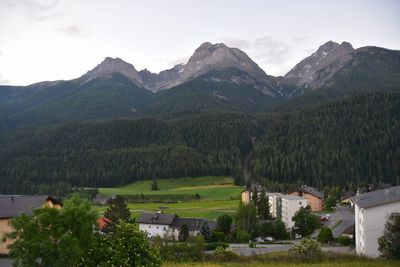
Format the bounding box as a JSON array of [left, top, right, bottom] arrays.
[[0, 92, 399, 194]]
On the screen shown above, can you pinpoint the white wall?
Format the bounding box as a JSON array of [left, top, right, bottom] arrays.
[[355, 201, 400, 258], [281, 197, 308, 229], [139, 223, 171, 238]]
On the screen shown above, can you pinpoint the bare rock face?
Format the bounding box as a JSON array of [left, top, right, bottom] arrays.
[[176, 42, 270, 87], [80, 57, 144, 86], [284, 41, 354, 88]]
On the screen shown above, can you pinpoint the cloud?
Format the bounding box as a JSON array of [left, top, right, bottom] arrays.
[[0, 51, 3, 56], [222, 36, 293, 75], [0, 74, 11, 85], [5, 0, 63, 21], [293, 36, 311, 43], [167, 55, 190, 67], [58, 25, 88, 37]]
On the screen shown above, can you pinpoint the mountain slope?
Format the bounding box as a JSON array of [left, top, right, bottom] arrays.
[[0, 74, 154, 130], [139, 68, 284, 116]]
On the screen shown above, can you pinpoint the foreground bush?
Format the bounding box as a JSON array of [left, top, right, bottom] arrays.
[[214, 246, 240, 262], [204, 242, 229, 251], [289, 238, 322, 261], [82, 222, 161, 266]]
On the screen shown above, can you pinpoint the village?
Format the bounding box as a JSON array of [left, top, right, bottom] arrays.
[[1, 183, 399, 264]]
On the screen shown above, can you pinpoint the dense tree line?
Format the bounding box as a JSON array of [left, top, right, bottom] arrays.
[[250, 93, 400, 187], [0, 113, 260, 193], [0, 93, 399, 193]]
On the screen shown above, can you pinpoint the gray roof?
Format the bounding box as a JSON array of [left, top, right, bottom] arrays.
[[292, 186, 324, 199], [282, 194, 306, 201], [171, 217, 205, 231], [0, 195, 49, 218], [136, 212, 177, 225], [351, 186, 400, 209]]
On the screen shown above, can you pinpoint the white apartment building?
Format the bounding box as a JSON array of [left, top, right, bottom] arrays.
[[267, 193, 283, 219], [352, 186, 400, 258], [281, 195, 308, 229]]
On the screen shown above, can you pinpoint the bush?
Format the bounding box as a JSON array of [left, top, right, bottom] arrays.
[[318, 227, 334, 244], [236, 230, 250, 243], [337, 236, 353, 246], [249, 242, 256, 248], [289, 238, 322, 262], [214, 246, 240, 262], [204, 242, 229, 251], [212, 230, 225, 242]]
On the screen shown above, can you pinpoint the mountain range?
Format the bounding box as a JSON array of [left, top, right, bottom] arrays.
[[0, 40, 399, 193], [0, 40, 399, 131]]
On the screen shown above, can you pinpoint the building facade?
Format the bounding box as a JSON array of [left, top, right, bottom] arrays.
[[267, 193, 283, 219], [352, 186, 400, 258], [281, 195, 308, 229], [0, 195, 61, 255], [136, 212, 212, 240], [289, 186, 324, 212]]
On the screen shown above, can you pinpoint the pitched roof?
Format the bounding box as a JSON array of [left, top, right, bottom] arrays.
[[171, 217, 205, 231], [136, 212, 177, 225], [282, 194, 306, 201], [0, 195, 50, 218], [291, 186, 324, 199], [351, 186, 400, 209]]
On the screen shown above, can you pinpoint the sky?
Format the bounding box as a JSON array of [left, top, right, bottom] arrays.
[[0, 0, 399, 86]]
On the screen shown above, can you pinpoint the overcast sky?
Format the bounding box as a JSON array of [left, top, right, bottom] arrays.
[[0, 0, 399, 85]]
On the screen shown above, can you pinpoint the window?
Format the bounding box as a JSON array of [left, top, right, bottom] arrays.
[[163, 227, 166, 231], [149, 226, 151, 228], [157, 226, 159, 229], [391, 213, 400, 219]]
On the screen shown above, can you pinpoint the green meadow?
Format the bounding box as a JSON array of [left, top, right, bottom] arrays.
[[95, 176, 244, 220]]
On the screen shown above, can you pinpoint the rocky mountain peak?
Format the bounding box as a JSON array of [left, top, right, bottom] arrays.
[[80, 57, 143, 86], [284, 41, 354, 87]]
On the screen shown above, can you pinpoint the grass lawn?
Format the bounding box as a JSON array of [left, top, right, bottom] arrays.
[[94, 199, 239, 220], [162, 262, 399, 267], [98, 176, 244, 200]]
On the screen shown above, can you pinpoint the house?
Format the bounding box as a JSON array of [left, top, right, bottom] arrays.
[[352, 186, 400, 258], [289, 186, 324, 212], [136, 212, 213, 239], [280, 195, 308, 229], [267, 193, 283, 219], [341, 224, 355, 239], [241, 189, 252, 204], [0, 195, 62, 255]]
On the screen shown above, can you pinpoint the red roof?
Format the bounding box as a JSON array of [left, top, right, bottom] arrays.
[[97, 217, 110, 229]]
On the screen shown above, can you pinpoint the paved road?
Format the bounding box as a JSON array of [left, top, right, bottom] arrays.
[[229, 244, 293, 256], [329, 204, 354, 238], [312, 204, 354, 238], [0, 259, 11, 267]]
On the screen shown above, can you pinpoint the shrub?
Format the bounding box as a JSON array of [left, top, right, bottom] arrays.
[[205, 242, 229, 251], [236, 230, 250, 243], [289, 238, 322, 262], [337, 235, 353, 246], [318, 227, 334, 244], [212, 230, 225, 242], [249, 242, 256, 248], [214, 246, 240, 262]]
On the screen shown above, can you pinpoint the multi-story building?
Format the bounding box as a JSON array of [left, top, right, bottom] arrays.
[[289, 186, 324, 212], [280, 195, 308, 229], [352, 186, 400, 258], [267, 193, 283, 219]]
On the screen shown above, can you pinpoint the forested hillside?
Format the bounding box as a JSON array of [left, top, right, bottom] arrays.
[[0, 113, 262, 193], [0, 93, 399, 194], [250, 93, 400, 187]]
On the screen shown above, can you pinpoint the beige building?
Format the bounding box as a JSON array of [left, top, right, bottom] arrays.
[[281, 195, 309, 229], [289, 186, 324, 211], [0, 195, 61, 255]]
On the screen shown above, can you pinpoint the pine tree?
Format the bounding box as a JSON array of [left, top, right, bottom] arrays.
[[257, 188, 271, 219], [200, 221, 212, 242], [103, 195, 132, 234]]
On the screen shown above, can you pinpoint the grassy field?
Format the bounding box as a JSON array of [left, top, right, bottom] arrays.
[[94, 199, 239, 220], [162, 262, 399, 267], [95, 176, 243, 220], [98, 176, 243, 200]]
